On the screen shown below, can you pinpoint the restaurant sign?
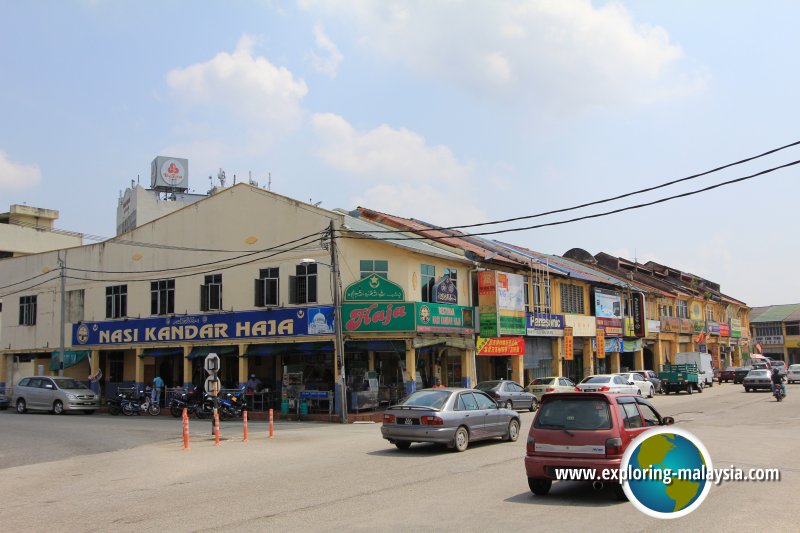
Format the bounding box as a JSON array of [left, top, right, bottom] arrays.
[[342, 303, 415, 333], [73, 306, 336, 346], [415, 303, 474, 334], [344, 275, 404, 302], [433, 275, 458, 305]]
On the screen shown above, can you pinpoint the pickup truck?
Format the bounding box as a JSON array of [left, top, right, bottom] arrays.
[[658, 363, 703, 394]]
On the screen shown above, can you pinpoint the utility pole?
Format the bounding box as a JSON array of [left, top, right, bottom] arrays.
[[330, 220, 347, 423], [58, 250, 66, 377]]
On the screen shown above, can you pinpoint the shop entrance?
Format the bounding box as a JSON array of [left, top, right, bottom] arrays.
[[562, 356, 583, 385], [446, 355, 462, 387], [643, 347, 654, 370]]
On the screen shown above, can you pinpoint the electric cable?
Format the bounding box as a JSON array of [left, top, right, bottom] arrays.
[[0, 268, 59, 292], [0, 273, 62, 299]]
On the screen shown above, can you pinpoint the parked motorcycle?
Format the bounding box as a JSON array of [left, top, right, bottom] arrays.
[[170, 387, 203, 418], [106, 395, 123, 416], [121, 390, 161, 416], [773, 384, 786, 402], [218, 388, 246, 420]]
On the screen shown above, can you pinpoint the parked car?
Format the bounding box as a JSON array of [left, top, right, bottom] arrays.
[[788, 364, 800, 384], [719, 367, 738, 383], [12, 376, 99, 414], [734, 366, 752, 384], [616, 372, 655, 398], [381, 388, 521, 452], [632, 369, 662, 394], [576, 375, 639, 395], [524, 392, 674, 499], [743, 369, 773, 392], [0, 392, 9, 410], [525, 377, 577, 401], [770, 360, 788, 377], [475, 380, 537, 411]]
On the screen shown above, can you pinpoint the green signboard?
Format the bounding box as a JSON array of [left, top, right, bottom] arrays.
[[499, 313, 526, 336], [415, 303, 475, 334], [344, 275, 405, 302], [342, 302, 415, 332]]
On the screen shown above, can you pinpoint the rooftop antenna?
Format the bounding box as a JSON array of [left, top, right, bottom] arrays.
[[268, 172, 272, 191], [137, 174, 140, 185], [218, 168, 226, 187]]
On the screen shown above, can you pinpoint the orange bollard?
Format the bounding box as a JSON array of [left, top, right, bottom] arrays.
[[243, 410, 249, 442], [182, 409, 190, 450], [269, 408, 274, 439], [214, 409, 220, 446]]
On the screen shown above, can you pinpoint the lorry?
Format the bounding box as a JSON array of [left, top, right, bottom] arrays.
[[674, 352, 714, 387], [658, 363, 703, 394]]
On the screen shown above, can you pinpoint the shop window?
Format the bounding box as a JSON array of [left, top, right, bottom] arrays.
[[421, 264, 435, 302], [108, 354, 124, 383], [658, 304, 673, 318], [676, 300, 688, 318], [19, 295, 37, 325], [106, 285, 127, 319], [201, 274, 223, 311], [360, 260, 388, 279], [289, 263, 317, 304], [560, 284, 584, 314], [151, 279, 175, 316], [255, 268, 279, 307]]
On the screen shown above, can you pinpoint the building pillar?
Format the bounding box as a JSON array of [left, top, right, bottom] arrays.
[[90, 350, 100, 377], [511, 354, 524, 385], [368, 350, 375, 372], [634, 349, 645, 371], [0, 353, 7, 392], [654, 340, 664, 370], [238, 344, 248, 389], [784, 345, 790, 363], [609, 352, 621, 374], [135, 348, 144, 390], [461, 347, 475, 388], [405, 340, 416, 394], [183, 346, 192, 389], [583, 338, 594, 378], [551, 338, 563, 378]]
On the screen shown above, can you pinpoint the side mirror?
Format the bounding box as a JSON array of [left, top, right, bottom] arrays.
[[662, 416, 675, 426]]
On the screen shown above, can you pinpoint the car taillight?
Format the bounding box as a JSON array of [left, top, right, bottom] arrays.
[[383, 414, 395, 424], [574, 387, 581, 391], [421, 415, 443, 426], [526, 434, 536, 454], [599, 386, 610, 392], [605, 437, 623, 456], [545, 387, 555, 392]]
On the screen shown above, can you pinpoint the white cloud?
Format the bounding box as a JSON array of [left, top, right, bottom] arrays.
[[299, 0, 707, 112], [166, 35, 308, 129], [0, 151, 42, 190], [312, 112, 486, 224], [310, 24, 343, 78]]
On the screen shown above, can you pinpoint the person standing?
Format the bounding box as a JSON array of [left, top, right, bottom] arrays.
[[245, 374, 262, 410], [152, 375, 165, 407]]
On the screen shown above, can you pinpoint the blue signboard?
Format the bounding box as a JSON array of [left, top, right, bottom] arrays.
[[433, 275, 458, 305], [72, 306, 335, 346], [526, 313, 565, 336]]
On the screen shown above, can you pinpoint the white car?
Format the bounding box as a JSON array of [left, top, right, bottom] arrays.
[[576, 374, 639, 395], [617, 372, 655, 398], [788, 364, 800, 384]]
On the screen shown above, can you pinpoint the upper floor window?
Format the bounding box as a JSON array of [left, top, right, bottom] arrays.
[[360, 260, 388, 279], [560, 284, 584, 314], [201, 274, 223, 311], [421, 264, 435, 302], [754, 322, 782, 337], [786, 322, 800, 336], [151, 279, 175, 316], [658, 303, 673, 318], [255, 268, 279, 307], [290, 263, 317, 304], [676, 300, 689, 318], [19, 295, 37, 325], [106, 285, 127, 319], [705, 305, 714, 322], [524, 277, 530, 313], [533, 275, 551, 313]]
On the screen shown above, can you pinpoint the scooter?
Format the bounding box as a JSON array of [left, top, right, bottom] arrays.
[[773, 383, 786, 402]]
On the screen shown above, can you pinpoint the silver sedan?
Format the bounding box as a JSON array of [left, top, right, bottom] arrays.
[[381, 388, 521, 452]]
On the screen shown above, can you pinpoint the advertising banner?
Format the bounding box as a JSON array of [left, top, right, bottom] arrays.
[[593, 337, 623, 353], [478, 271, 499, 338], [564, 314, 597, 336], [597, 317, 623, 337], [595, 328, 606, 359], [497, 272, 526, 335], [476, 336, 525, 356], [647, 320, 662, 335], [631, 292, 645, 337], [689, 301, 704, 321], [433, 275, 458, 305], [594, 288, 622, 320], [564, 327, 574, 360], [729, 318, 742, 338], [526, 312, 565, 337]]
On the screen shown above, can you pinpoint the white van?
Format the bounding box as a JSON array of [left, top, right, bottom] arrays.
[[674, 352, 714, 387]]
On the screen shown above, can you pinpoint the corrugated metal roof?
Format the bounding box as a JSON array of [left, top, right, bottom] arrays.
[[750, 304, 800, 323]]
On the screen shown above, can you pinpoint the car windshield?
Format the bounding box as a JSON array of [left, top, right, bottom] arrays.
[[790, 365, 800, 371], [399, 390, 450, 409], [535, 398, 612, 430], [581, 376, 611, 384], [475, 381, 501, 392], [771, 361, 785, 367], [53, 378, 89, 390], [748, 371, 769, 377], [532, 378, 555, 385]]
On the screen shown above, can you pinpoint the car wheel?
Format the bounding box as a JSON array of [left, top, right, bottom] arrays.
[[636, 389, 642, 396], [528, 478, 552, 496], [16, 399, 27, 414], [698, 383, 704, 394], [505, 419, 520, 442], [53, 400, 64, 415], [647, 386, 654, 399], [394, 441, 411, 450], [686, 384, 693, 395], [530, 398, 538, 412], [453, 426, 469, 452], [505, 401, 513, 410], [745, 387, 750, 392]]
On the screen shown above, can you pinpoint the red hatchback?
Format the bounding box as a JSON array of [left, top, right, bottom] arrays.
[[524, 392, 674, 499]]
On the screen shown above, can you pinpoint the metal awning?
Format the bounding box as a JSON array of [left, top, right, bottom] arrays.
[[345, 340, 407, 352], [187, 345, 238, 360], [246, 342, 334, 357], [139, 347, 184, 359]]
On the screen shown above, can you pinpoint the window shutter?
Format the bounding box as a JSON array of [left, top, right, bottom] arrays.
[[200, 285, 209, 312], [288, 276, 298, 304], [254, 278, 264, 307], [308, 275, 317, 303], [210, 284, 221, 310]]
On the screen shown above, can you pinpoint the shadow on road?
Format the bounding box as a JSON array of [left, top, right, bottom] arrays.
[[505, 481, 626, 508], [366, 438, 509, 457]]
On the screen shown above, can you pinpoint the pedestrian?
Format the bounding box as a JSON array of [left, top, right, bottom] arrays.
[[152, 375, 165, 407], [245, 374, 262, 410]]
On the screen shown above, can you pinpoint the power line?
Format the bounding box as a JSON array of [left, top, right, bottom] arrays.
[[341, 159, 800, 241], [352, 139, 800, 234], [0, 273, 62, 299], [0, 268, 58, 292]]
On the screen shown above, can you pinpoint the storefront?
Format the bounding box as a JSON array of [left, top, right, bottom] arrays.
[[563, 315, 596, 383], [524, 312, 563, 384], [475, 336, 524, 383]]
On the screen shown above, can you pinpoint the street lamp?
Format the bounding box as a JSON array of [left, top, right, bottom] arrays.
[[301, 257, 347, 423]]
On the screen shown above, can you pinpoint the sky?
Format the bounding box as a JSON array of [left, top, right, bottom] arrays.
[[1, 1, 799, 308]]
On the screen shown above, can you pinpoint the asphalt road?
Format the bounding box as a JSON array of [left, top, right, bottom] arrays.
[[1, 383, 797, 532]]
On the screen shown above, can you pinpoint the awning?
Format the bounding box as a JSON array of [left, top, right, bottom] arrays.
[[345, 340, 407, 352], [50, 350, 89, 371], [246, 342, 334, 357], [139, 347, 184, 359], [188, 345, 238, 360]]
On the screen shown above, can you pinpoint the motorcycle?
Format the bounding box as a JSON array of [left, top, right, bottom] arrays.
[[170, 387, 202, 418], [773, 383, 786, 402], [106, 395, 123, 416], [121, 390, 161, 416], [218, 388, 246, 420]]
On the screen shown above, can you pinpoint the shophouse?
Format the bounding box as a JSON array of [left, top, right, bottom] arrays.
[[749, 304, 800, 364]]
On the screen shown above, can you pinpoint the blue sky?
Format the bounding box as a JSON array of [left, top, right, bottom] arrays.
[[1, 1, 799, 307]]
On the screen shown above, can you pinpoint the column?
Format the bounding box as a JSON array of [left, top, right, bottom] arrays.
[[182, 346, 192, 389], [583, 338, 594, 378], [405, 340, 416, 394], [238, 344, 248, 389], [461, 347, 475, 388], [634, 349, 645, 371], [609, 352, 621, 374], [511, 353, 524, 385], [551, 338, 563, 378], [654, 340, 664, 370], [135, 348, 144, 390], [368, 350, 375, 372], [90, 350, 100, 377], [0, 353, 7, 392]]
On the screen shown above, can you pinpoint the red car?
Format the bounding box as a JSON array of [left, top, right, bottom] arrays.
[[719, 367, 738, 383], [524, 392, 674, 499]]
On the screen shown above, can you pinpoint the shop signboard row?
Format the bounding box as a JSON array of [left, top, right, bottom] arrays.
[[660, 317, 694, 334], [73, 306, 336, 346], [477, 270, 526, 337], [342, 302, 475, 334]]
